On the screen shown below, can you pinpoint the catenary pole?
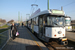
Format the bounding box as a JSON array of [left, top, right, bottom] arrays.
[[48, 0, 49, 10]]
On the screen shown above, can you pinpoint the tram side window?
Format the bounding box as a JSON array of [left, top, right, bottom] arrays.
[[29, 20, 31, 26], [43, 16, 47, 25], [47, 17, 50, 25], [34, 18, 36, 25], [40, 18, 42, 25], [28, 21, 29, 26], [47, 16, 52, 26], [32, 19, 34, 25], [36, 17, 38, 25], [34, 18, 35, 25]]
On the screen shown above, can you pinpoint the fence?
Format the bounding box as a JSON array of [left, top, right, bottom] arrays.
[[0, 29, 11, 50], [71, 23, 75, 31], [0, 23, 6, 27], [72, 26, 75, 31]]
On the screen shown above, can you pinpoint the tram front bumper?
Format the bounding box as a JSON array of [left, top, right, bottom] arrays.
[[59, 37, 68, 45]]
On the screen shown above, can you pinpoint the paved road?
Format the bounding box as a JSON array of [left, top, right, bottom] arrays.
[[66, 31, 75, 42]]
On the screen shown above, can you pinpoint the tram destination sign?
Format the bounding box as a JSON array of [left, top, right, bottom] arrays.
[[51, 10, 64, 15]]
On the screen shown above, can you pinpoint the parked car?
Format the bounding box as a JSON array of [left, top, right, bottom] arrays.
[[7, 23, 12, 26], [15, 23, 20, 27]]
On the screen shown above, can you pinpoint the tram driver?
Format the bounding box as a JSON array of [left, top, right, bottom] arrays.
[[54, 17, 63, 26]]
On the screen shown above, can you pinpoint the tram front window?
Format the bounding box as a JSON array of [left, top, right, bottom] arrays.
[[52, 17, 64, 26], [47, 16, 65, 26], [65, 18, 71, 26]]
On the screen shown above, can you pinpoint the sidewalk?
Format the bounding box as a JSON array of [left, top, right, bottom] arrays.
[[2, 27, 48, 50]]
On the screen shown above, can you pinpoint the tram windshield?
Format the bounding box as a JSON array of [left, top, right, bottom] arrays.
[[52, 17, 64, 26], [47, 16, 65, 26], [65, 18, 71, 26]]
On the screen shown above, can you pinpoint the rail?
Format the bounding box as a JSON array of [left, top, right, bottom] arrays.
[[71, 23, 75, 31], [0, 29, 11, 50]]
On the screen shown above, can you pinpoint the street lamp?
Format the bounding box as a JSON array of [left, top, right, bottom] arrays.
[[26, 14, 30, 20]]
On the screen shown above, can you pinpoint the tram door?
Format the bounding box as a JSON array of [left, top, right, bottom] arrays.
[[39, 16, 43, 37]]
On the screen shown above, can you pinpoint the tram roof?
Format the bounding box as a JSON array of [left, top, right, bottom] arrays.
[[65, 16, 70, 18], [27, 9, 65, 21]]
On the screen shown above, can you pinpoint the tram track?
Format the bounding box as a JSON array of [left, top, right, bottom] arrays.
[[26, 27, 75, 50], [43, 40, 74, 50]]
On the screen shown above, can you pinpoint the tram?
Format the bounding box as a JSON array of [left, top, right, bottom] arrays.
[[65, 16, 72, 31], [26, 9, 68, 45]]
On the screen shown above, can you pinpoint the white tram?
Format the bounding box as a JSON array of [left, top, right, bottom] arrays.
[[65, 16, 72, 31], [26, 9, 68, 45]]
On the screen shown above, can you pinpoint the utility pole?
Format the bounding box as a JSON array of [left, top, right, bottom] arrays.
[[48, 0, 49, 10], [26, 14, 30, 20], [18, 11, 20, 23], [61, 6, 63, 11], [26, 17, 27, 21], [21, 14, 22, 22], [21, 14, 22, 26]]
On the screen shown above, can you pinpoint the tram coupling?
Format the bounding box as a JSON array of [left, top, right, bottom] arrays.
[[59, 37, 68, 45]]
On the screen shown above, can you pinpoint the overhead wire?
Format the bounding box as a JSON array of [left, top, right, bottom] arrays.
[[57, 1, 75, 9], [65, 10, 75, 14], [34, 0, 37, 4], [63, 1, 75, 7], [59, 1, 75, 13]]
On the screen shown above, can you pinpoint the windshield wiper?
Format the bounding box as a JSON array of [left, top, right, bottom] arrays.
[[54, 22, 64, 28], [54, 22, 59, 26]]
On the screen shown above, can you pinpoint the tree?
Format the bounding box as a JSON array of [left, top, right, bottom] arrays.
[[0, 19, 6, 23], [7, 20, 14, 24]]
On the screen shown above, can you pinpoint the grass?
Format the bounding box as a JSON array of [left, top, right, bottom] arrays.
[[0, 25, 10, 33], [0, 25, 10, 47], [0, 25, 9, 29], [0, 29, 9, 33], [0, 29, 9, 48]]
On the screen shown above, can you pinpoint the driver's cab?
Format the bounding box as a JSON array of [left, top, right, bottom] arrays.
[[43, 15, 65, 27], [39, 14, 65, 38]]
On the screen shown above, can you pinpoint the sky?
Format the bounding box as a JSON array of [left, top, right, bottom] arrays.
[[0, 0, 75, 22]]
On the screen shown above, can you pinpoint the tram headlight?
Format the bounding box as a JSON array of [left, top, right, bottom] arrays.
[[58, 31, 62, 34], [63, 34, 64, 36], [54, 35, 56, 36]]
